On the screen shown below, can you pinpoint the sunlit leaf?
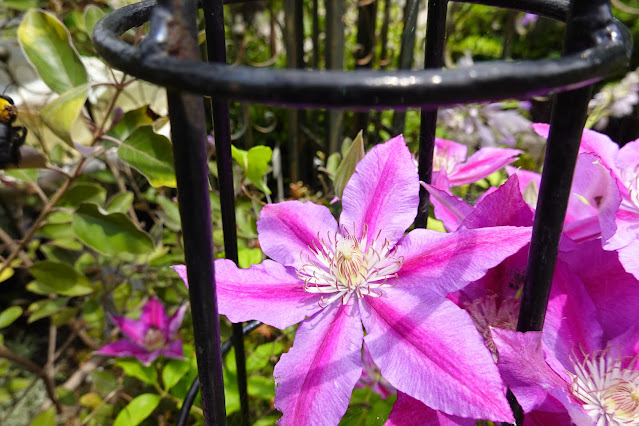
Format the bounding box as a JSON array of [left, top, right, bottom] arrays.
[[83, 5, 106, 37], [115, 359, 158, 386], [57, 182, 107, 208], [0, 306, 23, 329], [105, 192, 134, 214], [72, 203, 154, 255], [18, 9, 87, 94], [40, 84, 90, 146], [112, 393, 161, 426], [27, 298, 68, 323], [118, 126, 176, 188], [29, 406, 56, 426], [333, 130, 365, 199], [29, 261, 93, 296], [162, 358, 190, 391]]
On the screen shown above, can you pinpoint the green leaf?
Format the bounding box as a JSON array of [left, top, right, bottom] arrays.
[[83, 5, 106, 36], [18, 10, 87, 94], [248, 375, 275, 400], [40, 84, 90, 146], [156, 195, 181, 231], [29, 406, 55, 426], [0, 268, 14, 284], [108, 106, 154, 142], [105, 192, 134, 214], [162, 358, 190, 391], [238, 248, 263, 269], [333, 130, 365, 199], [0, 306, 23, 329], [36, 223, 76, 240], [26, 280, 57, 296], [27, 298, 68, 323], [246, 341, 285, 372], [29, 261, 93, 296], [72, 203, 154, 255], [118, 126, 176, 188], [57, 182, 107, 208], [4, 169, 38, 183], [115, 359, 158, 386], [112, 393, 161, 426], [4, 0, 43, 10], [247, 145, 273, 195]]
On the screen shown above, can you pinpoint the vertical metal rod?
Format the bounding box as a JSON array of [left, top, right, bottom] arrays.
[[512, 0, 613, 424], [326, 0, 345, 154], [158, 0, 226, 422], [202, 0, 249, 423], [391, 0, 421, 134], [415, 0, 448, 229], [353, 0, 378, 138]]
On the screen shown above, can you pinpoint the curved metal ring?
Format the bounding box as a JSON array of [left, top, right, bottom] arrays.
[[93, 0, 631, 111]]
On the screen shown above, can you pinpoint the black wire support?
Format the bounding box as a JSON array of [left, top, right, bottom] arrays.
[[177, 321, 262, 426], [202, 0, 250, 423]]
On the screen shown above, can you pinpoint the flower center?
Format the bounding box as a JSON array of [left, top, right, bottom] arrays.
[[143, 328, 166, 351], [621, 164, 639, 212], [570, 351, 639, 425], [297, 225, 403, 306], [433, 146, 457, 176], [464, 294, 520, 357]]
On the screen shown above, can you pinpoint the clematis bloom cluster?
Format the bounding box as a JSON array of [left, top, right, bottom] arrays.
[[97, 297, 187, 366], [174, 135, 533, 424]]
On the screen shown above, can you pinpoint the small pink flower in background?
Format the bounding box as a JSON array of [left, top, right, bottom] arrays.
[[431, 137, 521, 189], [97, 297, 187, 366], [175, 135, 532, 424], [354, 345, 395, 400], [533, 124, 638, 279]]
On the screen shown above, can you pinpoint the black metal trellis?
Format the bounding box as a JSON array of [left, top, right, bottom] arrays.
[[92, 0, 631, 424]]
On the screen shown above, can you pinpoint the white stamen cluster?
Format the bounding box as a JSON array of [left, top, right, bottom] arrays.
[[433, 146, 457, 176], [570, 351, 639, 425], [297, 225, 403, 307], [465, 294, 520, 356], [621, 164, 639, 212]]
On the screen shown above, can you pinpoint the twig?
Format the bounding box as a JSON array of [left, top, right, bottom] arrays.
[[0, 226, 32, 267], [0, 344, 63, 412]]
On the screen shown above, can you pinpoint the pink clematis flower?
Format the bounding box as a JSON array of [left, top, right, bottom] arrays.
[[174, 136, 532, 424], [533, 124, 638, 279], [432, 137, 521, 189], [493, 238, 639, 425], [97, 297, 187, 366]]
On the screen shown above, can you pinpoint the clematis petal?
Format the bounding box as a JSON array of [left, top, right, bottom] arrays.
[[274, 301, 363, 426], [449, 147, 521, 186], [618, 239, 639, 281], [492, 329, 567, 413], [461, 175, 534, 229], [543, 259, 603, 367], [111, 315, 147, 346], [340, 135, 419, 246], [140, 297, 168, 331], [421, 182, 472, 232], [361, 288, 514, 422], [257, 200, 339, 269], [561, 239, 639, 340], [386, 392, 476, 426], [160, 340, 184, 360], [532, 123, 619, 175], [395, 226, 531, 296], [97, 340, 156, 364], [523, 409, 573, 426], [173, 261, 322, 330], [167, 304, 188, 339], [435, 138, 468, 173]]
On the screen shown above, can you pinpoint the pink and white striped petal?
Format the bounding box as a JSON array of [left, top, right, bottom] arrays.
[[274, 301, 363, 426], [97, 340, 158, 366], [167, 304, 188, 339], [257, 201, 339, 269], [492, 329, 568, 413], [395, 227, 532, 296], [172, 260, 322, 329], [386, 392, 476, 426], [340, 135, 419, 247], [140, 297, 168, 332], [361, 288, 514, 422], [111, 315, 148, 346], [449, 147, 521, 187], [421, 182, 471, 232]]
